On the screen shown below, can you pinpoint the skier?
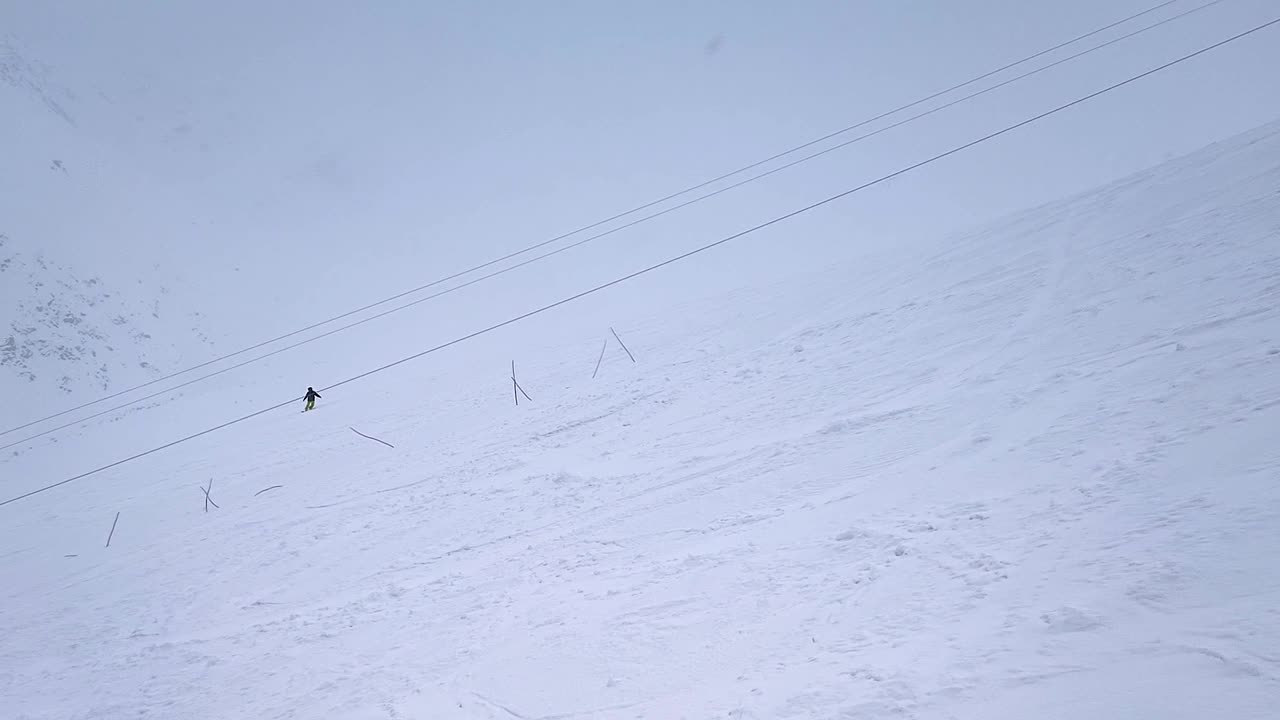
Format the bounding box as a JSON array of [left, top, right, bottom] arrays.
[[303, 386, 321, 411]]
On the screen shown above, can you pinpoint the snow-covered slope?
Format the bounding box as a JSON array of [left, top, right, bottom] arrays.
[[3, 118, 1280, 718]]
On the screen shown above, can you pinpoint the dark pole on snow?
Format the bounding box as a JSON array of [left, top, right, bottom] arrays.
[[610, 327, 636, 363], [350, 427, 395, 448], [105, 511, 120, 548], [592, 338, 608, 379], [201, 479, 219, 512], [512, 360, 532, 405]]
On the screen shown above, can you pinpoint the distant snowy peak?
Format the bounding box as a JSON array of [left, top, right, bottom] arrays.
[[0, 232, 215, 396]]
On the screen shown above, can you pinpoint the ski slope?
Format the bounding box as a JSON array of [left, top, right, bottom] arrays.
[[4, 119, 1280, 719]]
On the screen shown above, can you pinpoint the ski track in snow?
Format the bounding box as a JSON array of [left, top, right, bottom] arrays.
[[4, 123, 1280, 718]]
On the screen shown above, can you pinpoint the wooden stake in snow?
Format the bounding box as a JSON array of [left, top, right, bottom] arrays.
[[105, 511, 120, 548], [350, 427, 394, 448], [611, 327, 636, 363]]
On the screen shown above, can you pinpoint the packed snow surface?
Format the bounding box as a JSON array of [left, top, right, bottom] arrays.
[[3, 121, 1280, 718]]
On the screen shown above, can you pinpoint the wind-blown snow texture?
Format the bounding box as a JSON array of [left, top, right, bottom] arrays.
[[4, 121, 1280, 719]]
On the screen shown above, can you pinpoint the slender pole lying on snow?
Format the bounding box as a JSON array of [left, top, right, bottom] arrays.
[[610, 327, 636, 363], [350, 427, 394, 449], [592, 338, 609, 379]]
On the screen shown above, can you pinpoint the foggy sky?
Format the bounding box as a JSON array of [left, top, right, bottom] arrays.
[[4, 0, 1280, 389]]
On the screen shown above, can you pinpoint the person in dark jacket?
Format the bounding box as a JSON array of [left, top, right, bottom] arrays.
[[304, 387, 321, 411]]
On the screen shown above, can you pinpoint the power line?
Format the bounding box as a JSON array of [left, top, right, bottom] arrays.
[[0, 0, 1232, 455], [3, 13, 1274, 509], [0, 0, 1230, 454], [0, 0, 1199, 440], [6, 1, 1231, 452]]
